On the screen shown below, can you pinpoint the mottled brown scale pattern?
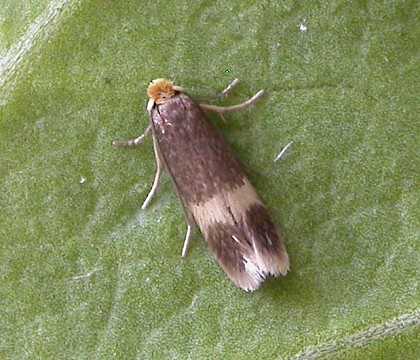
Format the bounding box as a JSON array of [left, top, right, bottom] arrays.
[[150, 93, 245, 204], [205, 203, 289, 291]]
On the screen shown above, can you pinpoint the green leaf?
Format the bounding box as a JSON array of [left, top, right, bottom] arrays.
[[1, 1, 419, 359]]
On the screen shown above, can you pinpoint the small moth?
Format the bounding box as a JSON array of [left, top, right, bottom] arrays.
[[114, 78, 289, 291]]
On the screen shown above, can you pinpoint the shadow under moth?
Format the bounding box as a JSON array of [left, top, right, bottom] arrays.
[[114, 78, 289, 291]]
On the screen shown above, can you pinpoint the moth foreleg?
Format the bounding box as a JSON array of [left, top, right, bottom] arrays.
[[141, 134, 164, 209], [200, 90, 265, 117], [196, 78, 240, 103], [113, 124, 152, 147]]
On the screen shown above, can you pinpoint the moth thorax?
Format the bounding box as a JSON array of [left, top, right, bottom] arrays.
[[147, 78, 178, 104]]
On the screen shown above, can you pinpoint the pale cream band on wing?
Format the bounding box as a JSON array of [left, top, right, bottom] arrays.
[[189, 177, 263, 229]]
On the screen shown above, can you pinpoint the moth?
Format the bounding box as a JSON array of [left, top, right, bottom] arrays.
[[114, 78, 289, 291]]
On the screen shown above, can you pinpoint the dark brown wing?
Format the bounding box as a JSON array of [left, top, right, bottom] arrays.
[[150, 93, 244, 204], [204, 202, 289, 291], [150, 93, 289, 291]]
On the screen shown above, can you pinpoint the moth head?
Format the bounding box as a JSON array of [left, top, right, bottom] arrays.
[[147, 78, 182, 105]]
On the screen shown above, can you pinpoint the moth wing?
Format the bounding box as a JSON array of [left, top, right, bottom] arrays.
[[191, 179, 289, 292], [150, 92, 289, 291]]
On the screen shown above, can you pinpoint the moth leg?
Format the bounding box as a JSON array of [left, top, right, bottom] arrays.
[[113, 124, 152, 147], [141, 135, 164, 209], [200, 90, 265, 117], [181, 212, 196, 257], [195, 78, 240, 103]]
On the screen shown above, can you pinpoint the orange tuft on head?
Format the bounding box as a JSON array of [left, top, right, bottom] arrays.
[[147, 78, 178, 104]]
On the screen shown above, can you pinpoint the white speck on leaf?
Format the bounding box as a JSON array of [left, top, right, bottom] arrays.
[[299, 23, 308, 32]]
